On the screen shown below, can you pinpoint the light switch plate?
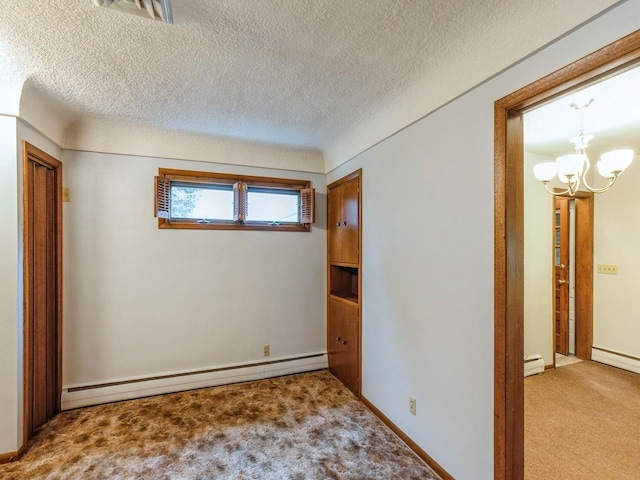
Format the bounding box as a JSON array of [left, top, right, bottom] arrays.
[[597, 264, 618, 275]]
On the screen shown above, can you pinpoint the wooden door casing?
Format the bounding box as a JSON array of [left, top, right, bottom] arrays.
[[494, 29, 639, 480]]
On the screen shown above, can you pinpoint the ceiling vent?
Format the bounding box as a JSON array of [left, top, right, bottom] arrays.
[[94, 0, 173, 24]]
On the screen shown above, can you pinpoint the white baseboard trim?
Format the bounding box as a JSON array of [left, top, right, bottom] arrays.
[[592, 347, 640, 375], [61, 353, 328, 410]]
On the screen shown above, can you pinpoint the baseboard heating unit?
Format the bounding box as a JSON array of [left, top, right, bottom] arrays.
[[592, 346, 640, 375], [61, 353, 328, 410], [524, 354, 545, 377]]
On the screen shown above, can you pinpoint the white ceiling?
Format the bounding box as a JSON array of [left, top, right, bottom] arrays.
[[0, 0, 621, 163]]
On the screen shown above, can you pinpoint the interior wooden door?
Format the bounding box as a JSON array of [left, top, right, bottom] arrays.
[[554, 197, 570, 356], [23, 142, 62, 442]]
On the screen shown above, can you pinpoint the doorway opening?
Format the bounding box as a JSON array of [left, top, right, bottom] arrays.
[[494, 30, 640, 480]]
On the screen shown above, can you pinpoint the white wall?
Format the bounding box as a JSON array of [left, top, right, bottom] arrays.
[[524, 152, 554, 365], [594, 154, 640, 358], [0, 118, 61, 453], [61, 151, 326, 387], [63, 117, 325, 174], [327, 3, 640, 478], [0, 116, 19, 453]]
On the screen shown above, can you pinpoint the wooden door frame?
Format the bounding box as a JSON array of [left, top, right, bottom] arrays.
[[22, 141, 63, 449], [494, 30, 640, 480]]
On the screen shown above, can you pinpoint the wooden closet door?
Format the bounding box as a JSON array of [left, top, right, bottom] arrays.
[[23, 142, 62, 441]]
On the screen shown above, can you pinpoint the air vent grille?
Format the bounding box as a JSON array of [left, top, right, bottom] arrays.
[[94, 0, 173, 24]]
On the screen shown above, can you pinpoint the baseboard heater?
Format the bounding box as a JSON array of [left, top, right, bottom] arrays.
[[592, 346, 640, 375], [61, 353, 328, 410], [524, 354, 545, 377]]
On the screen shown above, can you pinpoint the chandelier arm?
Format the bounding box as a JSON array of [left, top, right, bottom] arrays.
[[584, 174, 618, 194], [580, 154, 598, 192], [542, 182, 571, 196]]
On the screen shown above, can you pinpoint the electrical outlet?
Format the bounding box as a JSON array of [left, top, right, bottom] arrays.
[[263, 345, 270, 357], [597, 264, 618, 275], [409, 396, 416, 416]]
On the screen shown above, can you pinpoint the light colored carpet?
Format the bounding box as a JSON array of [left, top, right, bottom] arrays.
[[0, 370, 439, 479], [525, 360, 640, 480], [555, 353, 582, 368]]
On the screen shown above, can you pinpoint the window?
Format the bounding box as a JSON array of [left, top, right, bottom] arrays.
[[154, 168, 315, 231]]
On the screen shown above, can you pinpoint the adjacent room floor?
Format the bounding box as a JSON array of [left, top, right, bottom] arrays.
[[525, 360, 640, 479], [554, 353, 582, 368]]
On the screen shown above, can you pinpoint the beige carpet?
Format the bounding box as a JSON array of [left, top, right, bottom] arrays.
[[525, 360, 640, 480], [0, 370, 439, 479]]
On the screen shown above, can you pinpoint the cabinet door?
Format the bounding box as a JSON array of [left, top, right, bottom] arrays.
[[328, 298, 359, 396], [339, 178, 359, 264], [327, 299, 343, 382], [328, 178, 359, 264], [328, 184, 343, 263]]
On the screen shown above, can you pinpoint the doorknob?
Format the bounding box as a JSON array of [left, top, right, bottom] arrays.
[[557, 279, 567, 285]]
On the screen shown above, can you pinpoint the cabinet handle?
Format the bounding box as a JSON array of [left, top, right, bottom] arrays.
[[336, 336, 341, 341], [343, 221, 347, 226], [342, 340, 348, 345], [336, 222, 341, 227]]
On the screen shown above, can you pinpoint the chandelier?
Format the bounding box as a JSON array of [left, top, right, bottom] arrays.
[[533, 98, 634, 196]]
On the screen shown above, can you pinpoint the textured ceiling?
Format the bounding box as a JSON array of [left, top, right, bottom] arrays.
[[0, 0, 621, 162]]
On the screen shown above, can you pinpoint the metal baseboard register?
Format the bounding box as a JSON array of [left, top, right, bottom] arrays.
[[524, 354, 545, 377], [93, 0, 173, 24]]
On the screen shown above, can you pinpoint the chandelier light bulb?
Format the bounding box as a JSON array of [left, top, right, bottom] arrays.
[[533, 162, 558, 182], [598, 149, 634, 178]]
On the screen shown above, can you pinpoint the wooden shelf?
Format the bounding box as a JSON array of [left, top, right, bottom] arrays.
[[329, 293, 359, 305], [330, 265, 359, 303]]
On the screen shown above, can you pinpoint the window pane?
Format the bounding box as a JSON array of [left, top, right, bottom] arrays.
[[246, 189, 300, 223], [171, 185, 234, 220]]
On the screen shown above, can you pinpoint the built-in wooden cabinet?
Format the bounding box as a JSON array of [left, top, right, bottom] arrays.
[[327, 169, 361, 396]]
